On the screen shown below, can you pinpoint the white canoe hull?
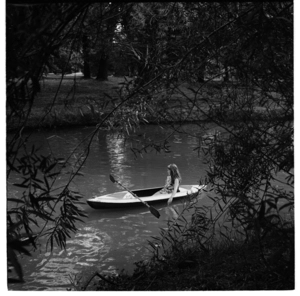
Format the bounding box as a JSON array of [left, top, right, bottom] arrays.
[[86, 185, 205, 209]]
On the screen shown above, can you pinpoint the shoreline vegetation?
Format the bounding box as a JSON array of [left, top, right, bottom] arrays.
[[7, 74, 285, 132]]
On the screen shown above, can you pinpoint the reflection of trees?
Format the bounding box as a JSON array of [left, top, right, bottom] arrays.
[[106, 133, 132, 189]]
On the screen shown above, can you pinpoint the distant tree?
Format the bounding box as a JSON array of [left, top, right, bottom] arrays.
[[82, 33, 91, 78], [78, 2, 130, 80]]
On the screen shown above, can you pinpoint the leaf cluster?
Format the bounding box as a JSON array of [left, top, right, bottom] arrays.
[[7, 142, 87, 283]]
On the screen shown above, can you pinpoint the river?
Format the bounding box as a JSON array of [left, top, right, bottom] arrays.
[[7, 123, 216, 291]]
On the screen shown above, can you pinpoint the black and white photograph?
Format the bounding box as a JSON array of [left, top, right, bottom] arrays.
[[5, 1, 294, 291]]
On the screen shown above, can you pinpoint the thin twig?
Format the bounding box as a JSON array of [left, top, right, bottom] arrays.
[[82, 271, 120, 291]]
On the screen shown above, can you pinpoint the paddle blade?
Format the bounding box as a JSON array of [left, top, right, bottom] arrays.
[[109, 174, 116, 183], [149, 206, 160, 219]]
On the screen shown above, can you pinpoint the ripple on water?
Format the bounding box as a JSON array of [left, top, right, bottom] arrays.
[[21, 228, 113, 290]]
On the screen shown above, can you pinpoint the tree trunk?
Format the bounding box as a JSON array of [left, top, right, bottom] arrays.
[[82, 34, 91, 79], [96, 53, 108, 81], [83, 59, 91, 79]]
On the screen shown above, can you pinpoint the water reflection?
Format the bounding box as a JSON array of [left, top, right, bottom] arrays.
[[106, 133, 132, 189]]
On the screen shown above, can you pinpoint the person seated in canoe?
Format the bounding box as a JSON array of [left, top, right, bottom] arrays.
[[154, 163, 182, 205]]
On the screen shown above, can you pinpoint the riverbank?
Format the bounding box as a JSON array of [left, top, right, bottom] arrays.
[[7, 75, 123, 131], [7, 75, 209, 131], [7, 75, 285, 132]]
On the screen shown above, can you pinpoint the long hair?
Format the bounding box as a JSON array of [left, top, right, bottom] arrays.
[[168, 164, 182, 184]]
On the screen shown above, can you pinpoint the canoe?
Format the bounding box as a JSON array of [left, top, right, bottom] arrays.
[[86, 184, 205, 209]]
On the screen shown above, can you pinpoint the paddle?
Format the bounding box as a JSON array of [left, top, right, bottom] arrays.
[[109, 174, 160, 219]]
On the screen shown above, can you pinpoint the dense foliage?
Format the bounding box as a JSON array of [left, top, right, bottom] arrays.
[[6, 1, 293, 289]]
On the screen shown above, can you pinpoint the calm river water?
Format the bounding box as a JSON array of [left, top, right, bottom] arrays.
[[7, 124, 216, 291]]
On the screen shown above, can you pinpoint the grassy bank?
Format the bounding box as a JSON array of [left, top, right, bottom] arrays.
[[7, 75, 284, 132], [7, 75, 210, 131], [7, 75, 124, 131]]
